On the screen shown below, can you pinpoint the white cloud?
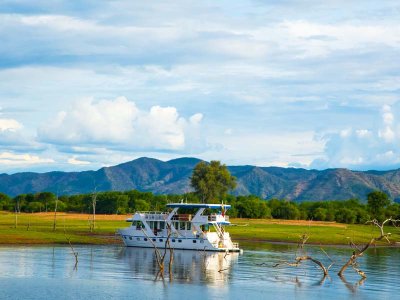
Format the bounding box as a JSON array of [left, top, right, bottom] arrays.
[[355, 129, 371, 138], [313, 103, 400, 169], [67, 157, 91, 165], [189, 113, 203, 125], [0, 152, 54, 165], [204, 130, 324, 168], [0, 118, 23, 132], [38, 97, 205, 152]]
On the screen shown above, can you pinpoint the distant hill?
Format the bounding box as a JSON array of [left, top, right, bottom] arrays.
[[1, 157, 400, 202]]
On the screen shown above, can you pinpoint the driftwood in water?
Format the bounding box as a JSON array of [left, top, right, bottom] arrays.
[[338, 218, 399, 278]]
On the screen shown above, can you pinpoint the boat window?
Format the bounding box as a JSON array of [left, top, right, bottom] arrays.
[[179, 222, 185, 230], [201, 224, 209, 232], [172, 239, 176, 242], [137, 238, 140, 241], [178, 239, 182, 243], [159, 221, 165, 230], [149, 221, 154, 229], [193, 240, 197, 243], [132, 220, 144, 229], [152, 238, 156, 242], [144, 238, 148, 241], [159, 239, 163, 242], [173, 222, 179, 229], [123, 236, 126, 239], [200, 240, 204, 243], [129, 236, 132, 240], [187, 223, 191, 230]]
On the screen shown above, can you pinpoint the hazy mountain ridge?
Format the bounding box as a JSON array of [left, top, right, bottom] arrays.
[[1, 157, 400, 202]]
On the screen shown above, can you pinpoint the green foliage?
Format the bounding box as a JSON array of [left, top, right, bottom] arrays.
[[230, 195, 271, 218], [26, 201, 44, 213], [190, 161, 236, 203], [0, 192, 12, 210], [36, 192, 56, 210], [367, 190, 390, 220], [313, 207, 328, 221], [270, 200, 301, 220], [0, 189, 398, 225]]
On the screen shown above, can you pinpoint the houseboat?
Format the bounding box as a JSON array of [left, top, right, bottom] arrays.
[[118, 203, 241, 252]]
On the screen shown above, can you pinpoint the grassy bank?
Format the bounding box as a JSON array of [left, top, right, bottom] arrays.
[[0, 212, 399, 247], [0, 212, 127, 245]]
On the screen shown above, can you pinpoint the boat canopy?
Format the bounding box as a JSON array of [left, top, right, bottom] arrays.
[[167, 203, 231, 209]]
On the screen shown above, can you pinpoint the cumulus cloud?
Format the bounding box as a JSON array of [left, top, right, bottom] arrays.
[[0, 109, 44, 152], [313, 103, 400, 170], [38, 97, 205, 152]]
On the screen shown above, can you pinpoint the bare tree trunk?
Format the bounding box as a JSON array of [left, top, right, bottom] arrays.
[[90, 189, 97, 232], [53, 194, 58, 231], [14, 207, 18, 229]]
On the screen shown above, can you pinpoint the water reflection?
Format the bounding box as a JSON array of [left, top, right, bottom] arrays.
[[117, 247, 238, 284], [0, 245, 399, 300]]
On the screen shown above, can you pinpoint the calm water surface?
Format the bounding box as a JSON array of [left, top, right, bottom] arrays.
[[0, 244, 399, 299]]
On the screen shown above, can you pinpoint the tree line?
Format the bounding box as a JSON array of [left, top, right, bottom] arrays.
[[0, 190, 398, 224]]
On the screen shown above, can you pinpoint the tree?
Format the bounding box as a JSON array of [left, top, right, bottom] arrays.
[[36, 192, 56, 212], [313, 207, 328, 221], [367, 191, 390, 220], [0, 193, 11, 210], [190, 161, 236, 203]]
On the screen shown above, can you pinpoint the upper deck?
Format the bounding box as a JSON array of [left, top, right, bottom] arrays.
[[166, 203, 231, 209]]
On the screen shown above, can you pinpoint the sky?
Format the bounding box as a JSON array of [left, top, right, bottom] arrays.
[[0, 0, 399, 173]]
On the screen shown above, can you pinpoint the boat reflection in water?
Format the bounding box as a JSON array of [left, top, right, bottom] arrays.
[[117, 246, 239, 284]]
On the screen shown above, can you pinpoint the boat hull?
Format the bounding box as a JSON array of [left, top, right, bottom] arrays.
[[119, 232, 241, 252]]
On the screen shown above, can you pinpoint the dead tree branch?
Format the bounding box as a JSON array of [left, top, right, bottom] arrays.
[[273, 233, 332, 276], [338, 217, 399, 278]]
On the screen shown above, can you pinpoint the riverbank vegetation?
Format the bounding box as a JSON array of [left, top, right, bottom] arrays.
[[0, 212, 399, 247], [1, 190, 399, 224]]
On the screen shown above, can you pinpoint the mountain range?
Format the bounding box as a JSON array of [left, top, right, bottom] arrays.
[[1, 157, 400, 202]]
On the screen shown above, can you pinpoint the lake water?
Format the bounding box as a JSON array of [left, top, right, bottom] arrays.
[[0, 244, 399, 299]]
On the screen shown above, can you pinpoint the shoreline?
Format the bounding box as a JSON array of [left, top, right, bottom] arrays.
[[1, 212, 399, 248]]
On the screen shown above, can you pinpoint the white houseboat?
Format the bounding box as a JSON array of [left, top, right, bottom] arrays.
[[118, 203, 241, 252]]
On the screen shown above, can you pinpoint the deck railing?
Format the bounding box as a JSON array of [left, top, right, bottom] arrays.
[[139, 212, 168, 220], [208, 214, 229, 222]]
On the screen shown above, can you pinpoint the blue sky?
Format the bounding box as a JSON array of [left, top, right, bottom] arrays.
[[0, 0, 399, 173]]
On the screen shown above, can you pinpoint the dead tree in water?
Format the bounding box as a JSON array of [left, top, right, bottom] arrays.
[[273, 233, 334, 277], [141, 223, 174, 280], [338, 218, 399, 278], [65, 236, 79, 270]]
